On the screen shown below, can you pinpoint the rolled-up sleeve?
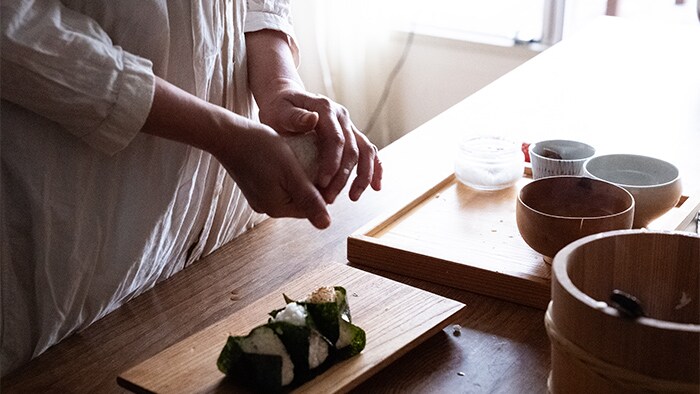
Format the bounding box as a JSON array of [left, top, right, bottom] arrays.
[[245, 0, 299, 63], [0, 0, 155, 155]]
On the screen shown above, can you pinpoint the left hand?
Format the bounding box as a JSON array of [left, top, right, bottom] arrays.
[[258, 83, 383, 204]]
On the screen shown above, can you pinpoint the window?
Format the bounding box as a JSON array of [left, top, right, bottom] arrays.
[[402, 0, 548, 46], [390, 0, 697, 48], [391, 0, 556, 47]]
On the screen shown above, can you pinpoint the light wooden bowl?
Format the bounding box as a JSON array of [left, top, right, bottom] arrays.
[[516, 176, 635, 263], [548, 230, 700, 394]]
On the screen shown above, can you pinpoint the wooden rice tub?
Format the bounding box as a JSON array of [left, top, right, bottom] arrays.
[[548, 230, 699, 393]]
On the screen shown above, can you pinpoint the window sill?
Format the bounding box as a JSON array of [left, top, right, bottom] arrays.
[[395, 24, 548, 52]]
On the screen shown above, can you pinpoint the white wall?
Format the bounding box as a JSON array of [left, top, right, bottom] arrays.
[[372, 33, 537, 147], [293, 8, 538, 148]]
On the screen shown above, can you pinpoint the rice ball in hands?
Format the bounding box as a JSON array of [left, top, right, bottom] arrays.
[[283, 132, 319, 184]]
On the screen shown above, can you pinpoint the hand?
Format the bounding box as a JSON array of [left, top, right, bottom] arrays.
[[257, 83, 383, 204], [245, 29, 382, 204], [142, 78, 331, 229], [212, 118, 332, 229]]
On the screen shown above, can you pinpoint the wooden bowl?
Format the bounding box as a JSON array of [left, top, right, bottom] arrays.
[[583, 154, 683, 228], [516, 176, 634, 263], [548, 230, 700, 393]]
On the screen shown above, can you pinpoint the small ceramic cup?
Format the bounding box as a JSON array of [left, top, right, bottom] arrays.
[[529, 140, 596, 180]]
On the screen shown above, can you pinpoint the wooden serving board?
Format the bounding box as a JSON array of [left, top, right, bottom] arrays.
[[347, 172, 700, 310], [118, 263, 466, 393]]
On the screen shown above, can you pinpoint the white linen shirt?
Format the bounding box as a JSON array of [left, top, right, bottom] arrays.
[[0, 0, 297, 375]]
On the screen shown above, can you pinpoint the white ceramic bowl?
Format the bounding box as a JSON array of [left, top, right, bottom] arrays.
[[529, 140, 596, 180], [583, 154, 682, 228]]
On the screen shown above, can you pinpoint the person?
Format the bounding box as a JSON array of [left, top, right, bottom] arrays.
[[0, 0, 382, 375]]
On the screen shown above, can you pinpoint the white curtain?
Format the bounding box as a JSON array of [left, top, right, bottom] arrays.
[[293, 0, 415, 147]]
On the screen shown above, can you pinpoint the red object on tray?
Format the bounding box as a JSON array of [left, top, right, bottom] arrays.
[[522, 142, 531, 163]]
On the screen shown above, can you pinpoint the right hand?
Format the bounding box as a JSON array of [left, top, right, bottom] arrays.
[[213, 119, 331, 229], [256, 86, 383, 204]]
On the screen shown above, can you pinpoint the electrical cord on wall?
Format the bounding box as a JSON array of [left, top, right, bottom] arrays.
[[363, 30, 416, 137]]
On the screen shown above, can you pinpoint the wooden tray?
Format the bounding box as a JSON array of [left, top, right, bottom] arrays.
[[118, 263, 466, 393], [347, 171, 700, 310]]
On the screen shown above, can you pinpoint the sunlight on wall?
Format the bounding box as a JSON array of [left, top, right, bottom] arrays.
[[292, 0, 697, 148]]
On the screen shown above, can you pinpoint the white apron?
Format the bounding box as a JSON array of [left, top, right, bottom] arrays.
[[1, 0, 296, 375]]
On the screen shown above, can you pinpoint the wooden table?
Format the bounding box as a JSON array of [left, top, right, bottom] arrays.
[[4, 17, 699, 393]]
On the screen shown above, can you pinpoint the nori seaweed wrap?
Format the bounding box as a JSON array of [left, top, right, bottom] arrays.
[[297, 286, 366, 358], [217, 286, 365, 391], [217, 325, 293, 392]]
